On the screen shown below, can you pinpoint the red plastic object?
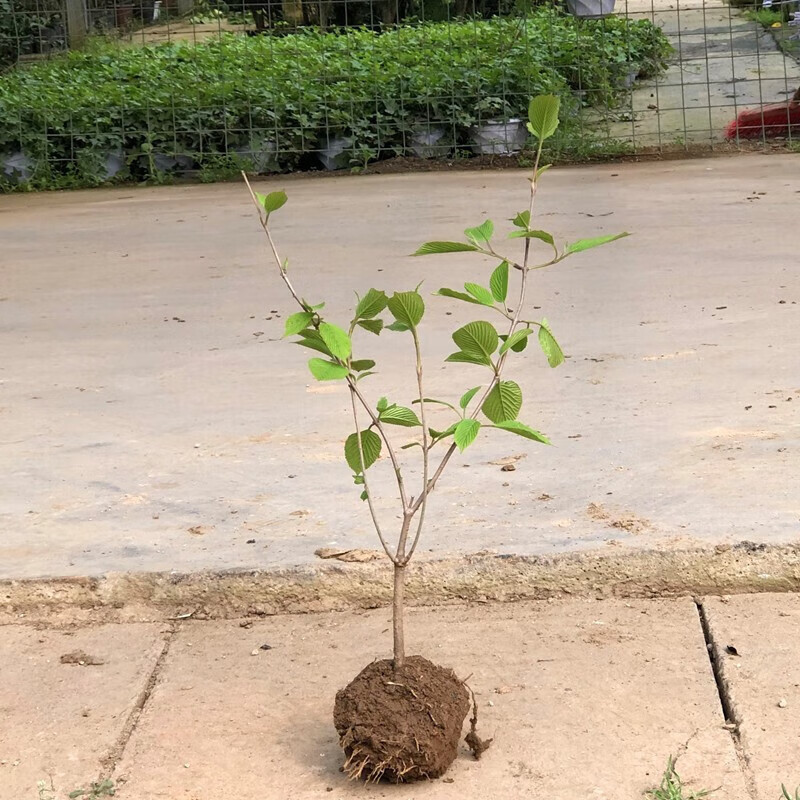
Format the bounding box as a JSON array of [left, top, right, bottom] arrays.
[[726, 95, 800, 140]]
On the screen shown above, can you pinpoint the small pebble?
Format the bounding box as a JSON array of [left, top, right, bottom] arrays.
[[251, 649, 259, 656], [194, 443, 200, 448], [778, 698, 787, 708]]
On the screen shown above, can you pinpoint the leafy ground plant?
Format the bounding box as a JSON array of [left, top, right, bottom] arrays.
[[782, 786, 800, 799], [646, 758, 718, 800], [245, 94, 628, 783]]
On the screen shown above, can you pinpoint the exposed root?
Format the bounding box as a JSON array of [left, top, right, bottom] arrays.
[[463, 680, 493, 760]]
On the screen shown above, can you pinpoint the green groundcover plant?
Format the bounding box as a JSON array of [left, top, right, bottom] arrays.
[[0, 12, 670, 188], [245, 94, 629, 781]]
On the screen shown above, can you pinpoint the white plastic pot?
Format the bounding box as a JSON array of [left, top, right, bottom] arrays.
[[470, 119, 528, 156], [566, 0, 616, 18], [235, 137, 279, 173], [2, 151, 33, 183], [410, 127, 447, 158], [318, 137, 353, 171]]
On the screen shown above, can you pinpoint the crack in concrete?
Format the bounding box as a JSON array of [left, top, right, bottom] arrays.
[[99, 625, 177, 781], [694, 598, 760, 800]]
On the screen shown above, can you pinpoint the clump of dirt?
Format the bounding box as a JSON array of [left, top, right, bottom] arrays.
[[333, 656, 470, 783]]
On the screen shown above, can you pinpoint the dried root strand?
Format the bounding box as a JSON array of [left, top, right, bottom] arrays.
[[463, 680, 493, 760]]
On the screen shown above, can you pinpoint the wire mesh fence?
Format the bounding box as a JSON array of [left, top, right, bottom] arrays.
[[1, 0, 798, 188]]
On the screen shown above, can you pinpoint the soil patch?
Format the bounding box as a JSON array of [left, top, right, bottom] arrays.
[[333, 655, 470, 782]]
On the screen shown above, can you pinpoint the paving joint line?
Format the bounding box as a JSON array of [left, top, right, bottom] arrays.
[[99, 624, 178, 781], [694, 597, 760, 800]]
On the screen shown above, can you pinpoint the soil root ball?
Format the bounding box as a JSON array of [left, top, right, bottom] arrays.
[[333, 655, 470, 783]]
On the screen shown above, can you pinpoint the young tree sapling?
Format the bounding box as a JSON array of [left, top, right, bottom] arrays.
[[244, 94, 628, 783]]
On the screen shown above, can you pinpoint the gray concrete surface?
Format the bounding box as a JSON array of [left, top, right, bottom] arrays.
[[115, 599, 748, 799], [0, 623, 168, 799], [1, 155, 799, 581], [607, 0, 800, 146], [705, 593, 800, 797]]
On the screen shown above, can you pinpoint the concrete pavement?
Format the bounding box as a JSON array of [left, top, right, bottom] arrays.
[[2, 594, 798, 799], [1, 155, 798, 586]]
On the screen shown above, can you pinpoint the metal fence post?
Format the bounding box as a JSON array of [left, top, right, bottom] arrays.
[[65, 0, 88, 49]]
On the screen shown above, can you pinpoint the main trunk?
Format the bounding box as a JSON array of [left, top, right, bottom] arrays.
[[392, 563, 406, 669]]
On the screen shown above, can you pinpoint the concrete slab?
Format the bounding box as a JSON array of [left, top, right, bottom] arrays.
[[1, 156, 799, 580], [704, 594, 800, 797], [115, 600, 748, 798], [0, 623, 168, 799]]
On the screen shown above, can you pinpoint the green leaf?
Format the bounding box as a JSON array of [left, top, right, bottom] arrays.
[[508, 229, 555, 244], [377, 396, 389, 412], [344, 429, 382, 473], [351, 359, 376, 372], [500, 328, 534, 354], [435, 288, 484, 305], [295, 330, 332, 356], [528, 95, 561, 141], [564, 232, 630, 255], [319, 322, 351, 360], [256, 190, 288, 214], [464, 219, 494, 246], [283, 311, 313, 337], [379, 406, 422, 427], [387, 292, 425, 328], [445, 351, 493, 367], [494, 420, 551, 444], [360, 490, 369, 501], [459, 386, 482, 409], [454, 419, 481, 451], [536, 164, 553, 180], [430, 422, 458, 441], [414, 397, 459, 413], [386, 321, 410, 332], [489, 262, 509, 303], [482, 380, 522, 423], [538, 319, 564, 367], [464, 283, 495, 306], [452, 321, 499, 361], [357, 319, 384, 335], [511, 210, 531, 229], [414, 241, 478, 256], [355, 289, 388, 320], [308, 358, 349, 381]]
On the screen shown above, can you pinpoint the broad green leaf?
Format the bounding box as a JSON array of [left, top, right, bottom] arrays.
[[445, 351, 493, 367], [564, 232, 630, 255], [344, 429, 382, 473], [464, 219, 494, 246], [296, 329, 332, 356], [308, 358, 349, 381], [414, 241, 478, 256], [435, 288, 483, 305], [508, 229, 555, 244], [386, 321, 410, 332], [528, 94, 561, 141], [379, 406, 422, 427], [355, 289, 388, 320], [482, 380, 522, 423], [319, 322, 351, 360], [464, 283, 495, 306], [377, 396, 389, 413], [430, 422, 458, 441], [351, 359, 376, 372], [511, 210, 531, 229], [500, 328, 534, 354], [494, 420, 551, 444], [452, 320, 499, 361], [256, 190, 288, 214], [538, 319, 564, 367], [360, 490, 369, 501], [357, 319, 384, 335], [459, 386, 482, 409], [489, 262, 509, 303], [454, 419, 481, 451], [283, 311, 313, 337], [387, 292, 425, 328]]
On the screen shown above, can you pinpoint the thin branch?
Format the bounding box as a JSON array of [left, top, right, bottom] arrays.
[[400, 329, 430, 564], [349, 386, 397, 564]]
